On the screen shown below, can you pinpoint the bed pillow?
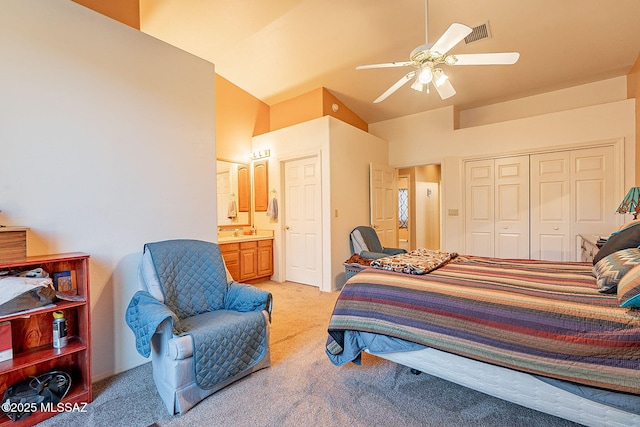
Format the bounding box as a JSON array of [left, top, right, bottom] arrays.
[[618, 264, 640, 307], [593, 222, 640, 265], [593, 248, 640, 293]]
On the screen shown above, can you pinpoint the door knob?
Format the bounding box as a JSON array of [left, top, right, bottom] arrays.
[[285, 226, 291, 230], [553, 227, 559, 230]]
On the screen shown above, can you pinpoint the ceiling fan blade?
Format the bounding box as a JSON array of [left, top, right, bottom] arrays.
[[373, 71, 416, 103], [429, 23, 472, 56], [435, 79, 456, 100], [356, 61, 412, 70], [452, 52, 520, 65]]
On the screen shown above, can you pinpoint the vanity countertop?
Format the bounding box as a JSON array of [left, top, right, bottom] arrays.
[[217, 232, 274, 243]]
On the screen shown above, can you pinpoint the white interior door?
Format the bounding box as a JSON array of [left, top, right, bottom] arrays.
[[530, 151, 571, 261], [494, 156, 529, 259], [571, 146, 616, 239], [531, 146, 615, 261], [465, 159, 494, 257], [370, 163, 397, 248], [284, 155, 322, 287]]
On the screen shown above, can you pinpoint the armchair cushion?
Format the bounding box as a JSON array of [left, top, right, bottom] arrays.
[[180, 310, 268, 389]]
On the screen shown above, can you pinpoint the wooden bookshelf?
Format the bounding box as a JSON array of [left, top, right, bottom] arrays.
[[0, 253, 91, 426]]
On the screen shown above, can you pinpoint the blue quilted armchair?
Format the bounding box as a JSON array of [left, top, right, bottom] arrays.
[[349, 225, 407, 260], [126, 239, 272, 415]]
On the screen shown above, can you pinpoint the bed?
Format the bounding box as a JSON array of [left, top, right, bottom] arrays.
[[326, 246, 640, 427]]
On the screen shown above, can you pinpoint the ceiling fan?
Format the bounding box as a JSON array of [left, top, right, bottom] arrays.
[[357, 0, 520, 103]]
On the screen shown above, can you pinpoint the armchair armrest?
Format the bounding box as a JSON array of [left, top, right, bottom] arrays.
[[152, 318, 194, 360], [225, 282, 272, 317], [126, 290, 178, 357]]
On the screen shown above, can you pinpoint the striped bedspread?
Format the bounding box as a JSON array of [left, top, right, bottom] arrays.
[[326, 257, 640, 394]]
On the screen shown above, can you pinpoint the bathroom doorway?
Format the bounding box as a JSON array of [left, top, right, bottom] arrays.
[[397, 164, 441, 251]]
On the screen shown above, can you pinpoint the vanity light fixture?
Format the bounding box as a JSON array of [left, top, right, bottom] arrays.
[[250, 149, 271, 160]]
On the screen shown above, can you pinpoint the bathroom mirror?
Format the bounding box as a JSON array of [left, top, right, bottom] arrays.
[[217, 159, 251, 226]]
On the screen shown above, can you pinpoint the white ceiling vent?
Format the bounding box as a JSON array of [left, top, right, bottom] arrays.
[[464, 21, 491, 45]]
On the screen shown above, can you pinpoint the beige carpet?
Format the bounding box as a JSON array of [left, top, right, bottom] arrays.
[[36, 281, 580, 427]]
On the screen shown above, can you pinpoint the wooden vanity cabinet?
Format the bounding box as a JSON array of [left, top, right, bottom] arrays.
[[219, 243, 240, 281], [257, 240, 273, 278], [219, 239, 273, 284]]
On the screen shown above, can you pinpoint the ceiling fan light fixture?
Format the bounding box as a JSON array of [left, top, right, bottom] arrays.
[[434, 69, 448, 87], [417, 66, 433, 84], [444, 55, 457, 66], [410, 79, 425, 92]]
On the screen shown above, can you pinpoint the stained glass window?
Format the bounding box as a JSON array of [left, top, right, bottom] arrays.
[[398, 188, 408, 228]]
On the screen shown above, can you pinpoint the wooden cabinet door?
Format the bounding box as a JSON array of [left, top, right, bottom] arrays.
[[239, 241, 257, 281], [257, 240, 273, 277], [254, 160, 268, 212], [219, 243, 240, 281], [238, 165, 250, 213]]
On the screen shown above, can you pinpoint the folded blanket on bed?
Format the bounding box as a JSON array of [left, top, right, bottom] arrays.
[[371, 248, 458, 275]]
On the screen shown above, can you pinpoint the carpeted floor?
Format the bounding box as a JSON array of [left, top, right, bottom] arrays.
[[35, 281, 582, 427]]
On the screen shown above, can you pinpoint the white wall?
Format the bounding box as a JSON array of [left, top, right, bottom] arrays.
[[329, 118, 388, 290], [252, 116, 388, 291], [459, 77, 629, 128], [370, 81, 636, 254], [0, 0, 217, 380], [252, 117, 329, 288]]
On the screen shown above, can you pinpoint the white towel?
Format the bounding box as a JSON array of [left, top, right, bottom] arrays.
[[266, 197, 278, 219], [227, 200, 237, 219]]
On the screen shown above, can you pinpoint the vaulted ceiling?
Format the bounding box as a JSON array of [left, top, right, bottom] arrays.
[[139, 0, 640, 124]]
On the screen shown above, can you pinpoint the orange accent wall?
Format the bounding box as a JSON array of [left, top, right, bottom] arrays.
[[72, 0, 140, 29], [215, 75, 270, 162], [270, 88, 324, 132], [271, 87, 368, 132], [628, 55, 640, 184], [322, 88, 368, 132]]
